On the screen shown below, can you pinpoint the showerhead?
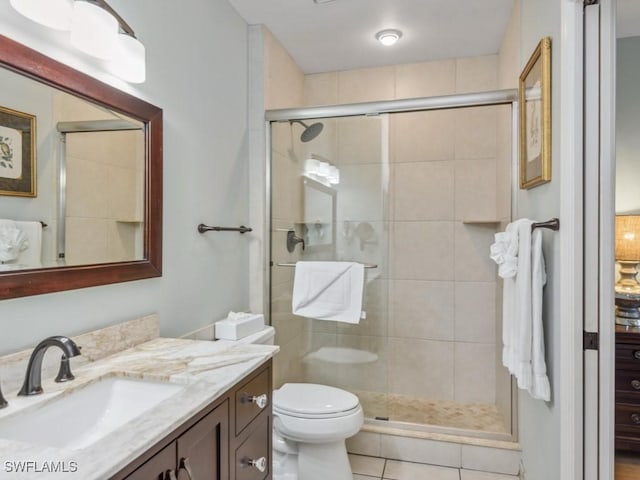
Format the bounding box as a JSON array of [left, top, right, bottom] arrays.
[[291, 120, 324, 142]]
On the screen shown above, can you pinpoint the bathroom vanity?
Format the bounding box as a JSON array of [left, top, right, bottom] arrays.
[[0, 330, 278, 480], [115, 360, 272, 480]]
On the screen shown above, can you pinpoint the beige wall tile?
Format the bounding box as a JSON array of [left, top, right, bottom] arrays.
[[454, 224, 497, 282], [106, 222, 139, 262], [496, 107, 512, 221], [338, 66, 395, 104], [338, 164, 386, 222], [454, 342, 496, 404], [337, 115, 383, 165], [392, 161, 454, 221], [64, 217, 109, 265], [65, 156, 109, 218], [455, 106, 497, 160], [455, 282, 496, 343], [349, 454, 385, 477], [263, 27, 304, 109], [346, 431, 382, 457], [460, 469, 520, 480], [338, 278, 388, 337], [389, 280, 455, 341], [273, 334, 307, 388], [391, 110, 456, 163], [385, 460, 460, 480], [389, 337, 454, 399], [304, 72, 339, 106], [454, 159, 497, 221], [395, 60, 456, 99], [390, 222, 455, 281], [380, 434, 461, 467], [336, 334, 387, 392], [108, 165, 141, 221], [456, 55, 498, 93], [461, 445, 521, 475]]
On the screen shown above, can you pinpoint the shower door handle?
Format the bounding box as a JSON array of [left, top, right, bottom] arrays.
[[286, 230, 305, 252]]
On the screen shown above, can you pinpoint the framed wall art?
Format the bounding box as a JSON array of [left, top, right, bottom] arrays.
[[519, 37, 551, 190], [0, 106, 36, 197]]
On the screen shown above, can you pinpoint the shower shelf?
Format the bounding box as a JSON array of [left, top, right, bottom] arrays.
[[462, 220, 501, 225]]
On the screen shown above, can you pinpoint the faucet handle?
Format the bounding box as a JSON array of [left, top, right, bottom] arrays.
[[55, 355, 75, 383]]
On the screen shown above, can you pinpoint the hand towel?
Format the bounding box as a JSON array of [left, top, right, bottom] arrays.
[[490, 219, 551, 401], [292, 261, 364, 324], [14, 221, 43, 268], [0, 220, 28, 262]]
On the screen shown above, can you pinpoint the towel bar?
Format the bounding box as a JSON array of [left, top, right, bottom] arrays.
[[197, 224, 252, 234], [276, 262, 378, 269], [531, 218, 559, 231]]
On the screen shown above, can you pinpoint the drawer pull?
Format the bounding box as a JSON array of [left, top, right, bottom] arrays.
[[632, 380, 640, 390], [631, 413, 640, 425], [634, 351, 640, 360], [242, 393, 268, 409], [164, 470, 178, 480], [178, 457, 194, 480], [242, 456, 267, 473]]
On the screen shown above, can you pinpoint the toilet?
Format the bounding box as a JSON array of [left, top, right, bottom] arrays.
[[229, 325, 363, 480], [272, 383, 363, 480]]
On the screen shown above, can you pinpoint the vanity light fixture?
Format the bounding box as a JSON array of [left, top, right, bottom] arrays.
[[375, 29, 402, 47], [10, 0, 146, 83]]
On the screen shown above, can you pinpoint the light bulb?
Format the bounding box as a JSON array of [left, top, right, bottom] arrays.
[[10, 0, 73, 30], [376, 29, 402, 47], [70, 1, 118, 60]]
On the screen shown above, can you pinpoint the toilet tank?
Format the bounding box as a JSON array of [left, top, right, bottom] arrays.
[[234, 325, 275, 345]]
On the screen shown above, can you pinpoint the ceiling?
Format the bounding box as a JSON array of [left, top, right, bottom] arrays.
[[227, 0, 516, 74], [227, 0, 640, 74]]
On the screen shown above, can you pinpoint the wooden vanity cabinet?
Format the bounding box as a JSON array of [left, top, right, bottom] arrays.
[[615, 327, 640, 452], [113, 359, 272, 480]]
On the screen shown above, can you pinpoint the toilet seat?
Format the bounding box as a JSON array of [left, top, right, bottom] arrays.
[[273, 383, 360, 419]]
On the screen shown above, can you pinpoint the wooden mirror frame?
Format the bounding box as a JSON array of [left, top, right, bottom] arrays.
[[0, 35, 162, 300]]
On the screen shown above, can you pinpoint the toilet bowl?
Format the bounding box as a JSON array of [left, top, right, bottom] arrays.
[[272, 383, 363, 480], [223, 325, 363, 480]]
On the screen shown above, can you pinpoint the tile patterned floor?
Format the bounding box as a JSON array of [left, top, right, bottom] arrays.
[[350, 454, 520, 480], [355, 391, 509, 434]]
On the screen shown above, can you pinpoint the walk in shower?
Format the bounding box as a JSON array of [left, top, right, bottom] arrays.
[[267, 90, 517, 442]]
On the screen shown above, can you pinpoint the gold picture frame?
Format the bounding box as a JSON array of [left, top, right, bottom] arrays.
[[0, 105, 36, 197], [519, 37, 551, 190]]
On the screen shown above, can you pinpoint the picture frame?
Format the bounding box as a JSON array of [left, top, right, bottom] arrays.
[[519, 37, 551, 190], [0, 105, 36, 197]]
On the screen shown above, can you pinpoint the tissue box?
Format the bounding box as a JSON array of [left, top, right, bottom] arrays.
[[215, 312, 265, 340]]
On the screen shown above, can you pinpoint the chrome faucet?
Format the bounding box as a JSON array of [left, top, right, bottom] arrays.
[[0, 380, 7, 408], [18, 336, 82, 396]]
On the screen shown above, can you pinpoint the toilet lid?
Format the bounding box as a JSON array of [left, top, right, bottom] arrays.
[[273, 383, 360, 416]]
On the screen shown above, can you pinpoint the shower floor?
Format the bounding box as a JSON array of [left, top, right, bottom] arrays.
[[355, 390, 510, 435]]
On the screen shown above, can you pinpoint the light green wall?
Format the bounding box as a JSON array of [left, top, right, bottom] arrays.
[[0, 0, 250, 353], [517, 0, 562, 478]]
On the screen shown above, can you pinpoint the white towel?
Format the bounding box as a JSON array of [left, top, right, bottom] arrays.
[[292, 261, 364, 324], [0, 221, 28, 262], [490, 219, 550, 401], [0, 219, 42, 268], [15, 221, 43, 267]]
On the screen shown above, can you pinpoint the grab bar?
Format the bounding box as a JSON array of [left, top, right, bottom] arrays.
[[198, 224, 252, 234], [276, 262, 378, 269]]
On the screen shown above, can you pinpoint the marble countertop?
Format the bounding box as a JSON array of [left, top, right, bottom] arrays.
[[0, 337, 279, 479]]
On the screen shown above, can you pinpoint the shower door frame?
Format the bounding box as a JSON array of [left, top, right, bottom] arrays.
[[265, 88, 520, 441]]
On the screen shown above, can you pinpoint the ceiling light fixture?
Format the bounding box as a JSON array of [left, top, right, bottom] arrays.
[[375, 29, 402, 47], [10, 0, 146, 84]]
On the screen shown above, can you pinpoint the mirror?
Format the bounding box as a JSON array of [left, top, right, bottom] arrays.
[[0, 35, 162, 300], [302, 177, 336, 252]]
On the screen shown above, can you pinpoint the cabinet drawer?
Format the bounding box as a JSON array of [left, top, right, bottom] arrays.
[[616, 403, 640, 430], [235, 368, 270, 435], [124, 442, 176, 480], [235, 416, 270, 480], [616, 370, 640, 395], [616, 344, 640, 368]]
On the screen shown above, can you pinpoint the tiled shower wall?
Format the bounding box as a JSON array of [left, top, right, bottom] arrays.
[[264, 27, 514, 415]]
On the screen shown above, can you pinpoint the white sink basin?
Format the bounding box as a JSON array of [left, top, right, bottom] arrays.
[[0, 377, 185, 450]]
